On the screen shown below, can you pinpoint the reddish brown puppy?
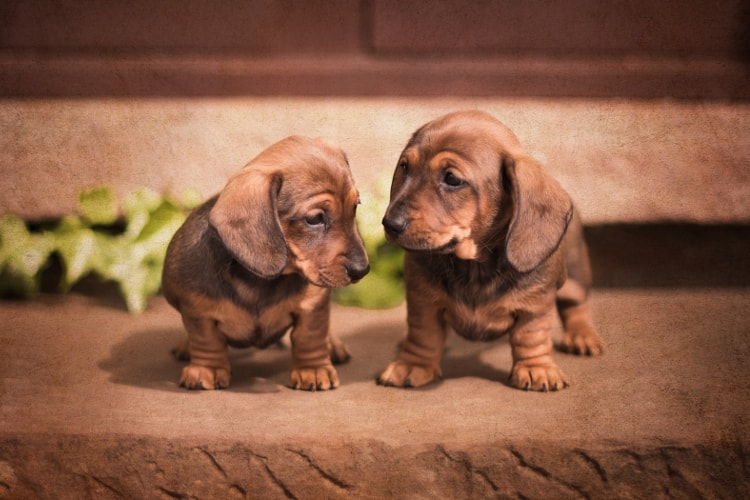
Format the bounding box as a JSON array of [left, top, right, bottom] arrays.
[[163, 136, 369, 391], [378, 111, 604, 391]]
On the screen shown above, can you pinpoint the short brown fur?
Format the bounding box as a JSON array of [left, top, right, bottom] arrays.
[[163, 136, 369, 391], [379, 111, 604, 391]]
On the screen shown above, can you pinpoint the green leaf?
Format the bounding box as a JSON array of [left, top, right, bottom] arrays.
[[333, 272, 404, 309], [78, 186, 119, 225], [130, 201, 186, 258], [101, 200, 186, 313], [357, 187, 391, 256], [176, 188, 203, 210], [53, 217, 116, 290], [114, 261, 163, 314], [373, 242, 404, 277], [122, 188, 162, 239], [0, 214, 55, 296]]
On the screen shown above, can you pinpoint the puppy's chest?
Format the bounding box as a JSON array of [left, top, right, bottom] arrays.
[[214, 294, 299, 348], [438, 269, 519, 341], [219, 272, 309, 347], [444, 297, 517, 341]]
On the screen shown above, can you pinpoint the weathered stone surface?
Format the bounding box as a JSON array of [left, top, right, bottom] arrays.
[[1, 435, 747, 499], [1, 289, 748, 497]]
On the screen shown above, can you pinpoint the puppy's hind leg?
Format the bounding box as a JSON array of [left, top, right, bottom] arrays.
[[509, 306, 569, 391], [556, 280, 605, 356], [557, 213, 605, 356], [179, 316, 232, 390], [171, 339, 191, 361], [328, 334, 351, 365]]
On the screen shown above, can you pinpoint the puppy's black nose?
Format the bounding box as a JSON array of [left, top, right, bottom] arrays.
[[382, 214, 408, 236], [347, 263, 370, 282]]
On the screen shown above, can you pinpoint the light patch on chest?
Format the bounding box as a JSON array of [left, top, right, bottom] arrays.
[[453, 238, 479, 260]]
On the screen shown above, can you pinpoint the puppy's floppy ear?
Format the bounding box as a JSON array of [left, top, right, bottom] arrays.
[[209, 170, 288, 279], [503, 155, 573, 273]]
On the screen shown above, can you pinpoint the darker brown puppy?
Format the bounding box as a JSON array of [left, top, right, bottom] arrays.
[[163, 136, 369, 391], [378, 111, 604, 391]]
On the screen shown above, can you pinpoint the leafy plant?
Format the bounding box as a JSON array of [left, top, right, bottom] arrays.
[[0, 213, 56, 297], [0, 186, 200, 314]]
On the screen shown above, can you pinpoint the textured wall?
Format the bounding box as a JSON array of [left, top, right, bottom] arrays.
[[2, 98, 748, 223], [1, 1, 748, 98]]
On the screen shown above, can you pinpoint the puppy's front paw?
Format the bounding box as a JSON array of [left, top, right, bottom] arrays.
[[180, 365, 231, 390], [377, 361, 440, 388], [290, 364, 340, 391], [509, 361, 569, 392], [561, 324, 605, 356]]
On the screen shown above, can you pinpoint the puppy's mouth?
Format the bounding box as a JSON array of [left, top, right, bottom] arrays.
[[312, 272, 364, 289], [394, 236, 459, 254]]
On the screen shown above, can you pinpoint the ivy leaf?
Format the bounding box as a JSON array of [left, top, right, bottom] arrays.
[[0, 214, 55, 296], [54, 217, 94, 289], [112, 260, 163, 315], [122, 188, 162, 239], [129, 199, 187, 259], [357, 183, 391, 256], [78, 186, 119, 226], [332, 272, 404, 309], [176, 188, 203, 210], [103, 199, 187, 313]]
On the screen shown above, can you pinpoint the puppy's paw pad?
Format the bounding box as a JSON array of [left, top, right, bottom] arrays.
[[180, 365, 231, 390], [290, 365, 340, 391], [509, 362, 569, 392], [377, 361, 439, 388]]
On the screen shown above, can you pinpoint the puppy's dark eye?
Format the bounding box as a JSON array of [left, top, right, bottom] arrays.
[[398, 159, 409, 173], [304, 212, 326, 227], [443, 171, 465, 188]]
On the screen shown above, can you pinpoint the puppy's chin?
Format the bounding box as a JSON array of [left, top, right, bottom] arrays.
[[305, 272, 354, 289], [284, 260, 356, 288], [388, 231, 480, 260]]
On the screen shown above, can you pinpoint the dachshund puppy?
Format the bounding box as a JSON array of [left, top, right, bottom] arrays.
[[378, 111, 604, 391], [162, 136, 369, 391]]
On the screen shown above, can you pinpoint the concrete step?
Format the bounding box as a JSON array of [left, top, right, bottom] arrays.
[[1, 289, 748, 497], [1, 98, 749, 225]]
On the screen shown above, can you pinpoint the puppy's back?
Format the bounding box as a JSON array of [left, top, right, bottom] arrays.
[[162, 196, 230, 308]]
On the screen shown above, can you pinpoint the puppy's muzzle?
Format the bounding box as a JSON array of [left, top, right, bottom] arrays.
[[346, 263, 370, 282], [382, 212, 408, 238], [344, 242, 370, 283]]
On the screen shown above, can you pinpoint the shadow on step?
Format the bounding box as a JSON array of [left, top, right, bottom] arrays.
[[586, 223, 750, 288]]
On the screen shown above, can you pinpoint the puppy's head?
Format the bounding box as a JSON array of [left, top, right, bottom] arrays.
[[209, 136, 369, 288], [382, 111, 572, 273]]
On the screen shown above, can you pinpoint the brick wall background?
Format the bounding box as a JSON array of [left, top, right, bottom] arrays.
[[2, 0, 749, 98]]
